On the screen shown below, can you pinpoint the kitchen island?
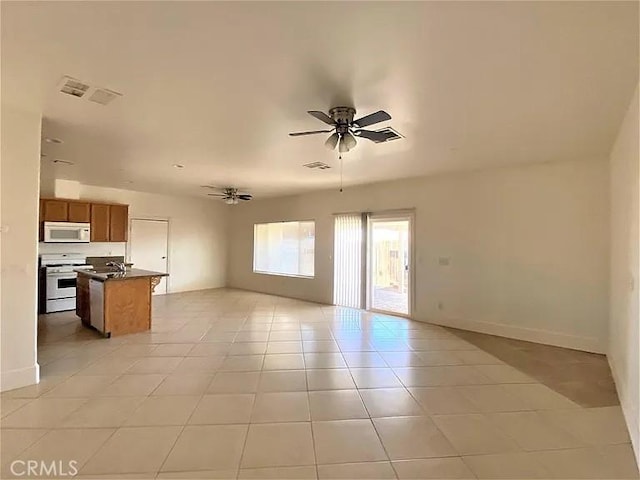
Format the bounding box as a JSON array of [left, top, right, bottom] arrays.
[[75, 268, 168, 337]]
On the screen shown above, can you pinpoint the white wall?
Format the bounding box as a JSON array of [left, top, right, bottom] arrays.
[[39, 184, 229, 293], [0, 105, 42, 391], [228, 158, 610, 353], [609, 84, 639, 461], [39, 242, 126, 258]]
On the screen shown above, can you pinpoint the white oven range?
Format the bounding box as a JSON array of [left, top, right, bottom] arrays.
[[41, 253, 93, 313]]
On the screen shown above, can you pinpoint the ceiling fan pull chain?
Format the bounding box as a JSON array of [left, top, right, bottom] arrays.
[[339, 154, 343, 193]]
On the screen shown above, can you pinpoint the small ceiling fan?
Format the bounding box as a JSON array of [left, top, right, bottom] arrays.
[[289, 107, 392, 152], [203, 186, 252, 205]]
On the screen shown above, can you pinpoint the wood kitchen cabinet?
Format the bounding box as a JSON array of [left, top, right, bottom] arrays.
[[40, 198, 129, 242], [76, 269, 168, 337], [109, 205, 129, 242], [41, 199, 69, 222], [68, 202, 91, 223], [41, 199, 90, 224], [76, 274, 90, 325], [90, 204, 111, 242]]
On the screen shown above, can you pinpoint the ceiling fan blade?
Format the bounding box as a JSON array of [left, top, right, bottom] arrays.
[[307, 110, 336, 125], [207, 194, 228, 197], [353, 129, 389, 142], [289, 129, 333, 137], [237, 194, 253, 200], [352, 110, 391, 128], [202, 185, 240, 193]]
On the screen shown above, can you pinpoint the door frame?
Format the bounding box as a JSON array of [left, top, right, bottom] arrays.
[[365, 210, 415, 318], [127, 217, 171, 294]]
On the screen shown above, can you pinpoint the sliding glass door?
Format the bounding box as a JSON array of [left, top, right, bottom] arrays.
[[367, 214, 412, 316], [333, 211, 413, 316]]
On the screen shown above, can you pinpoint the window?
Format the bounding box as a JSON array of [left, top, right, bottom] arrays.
[[253, 221, 315, 277]]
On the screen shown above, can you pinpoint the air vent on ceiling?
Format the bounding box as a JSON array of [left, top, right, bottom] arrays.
[[56, 76, 122, 106], [371, 127, 404, 143], [303, 161, 331, 170], [88, 88, 122, 105], [59, 77, 90, 98]]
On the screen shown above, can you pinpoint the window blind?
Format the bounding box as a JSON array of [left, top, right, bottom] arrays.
[[333, 214, 363, 308], [253, 221, 315, 277]]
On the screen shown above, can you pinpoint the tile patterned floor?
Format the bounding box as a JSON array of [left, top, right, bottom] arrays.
[[447, 328, 621, 408], [1, 288, 638, 479]]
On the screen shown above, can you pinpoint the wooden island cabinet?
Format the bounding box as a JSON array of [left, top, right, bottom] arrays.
[[39, 198, 129, 242], [76, 269, 168, 337]]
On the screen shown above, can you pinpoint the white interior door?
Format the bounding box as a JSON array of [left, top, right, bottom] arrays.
[[129, 219, 169, 295]]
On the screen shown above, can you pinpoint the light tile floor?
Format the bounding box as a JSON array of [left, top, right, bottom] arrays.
[[1, 288, 638, 479]]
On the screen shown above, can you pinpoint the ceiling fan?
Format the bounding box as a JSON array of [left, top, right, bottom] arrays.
[[204, 186, 252, 205], [289, 107, 392, 152]]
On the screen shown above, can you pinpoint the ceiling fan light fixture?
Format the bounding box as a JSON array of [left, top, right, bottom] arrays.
[[225, 198, 234, 205], [343, 132, 357, 150], [338, 136, 350, 153], [233, 198, 239, 205], [324, 132, 339, 150]]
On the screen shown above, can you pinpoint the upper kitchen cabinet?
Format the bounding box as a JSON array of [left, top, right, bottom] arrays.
[[40, 198, 129, 242], [109, 205, 129, 242], [68, 202, 91, 223], [41, 199, 69, 222], [90, 203, 111, 242], [41, 199, 90, 223]]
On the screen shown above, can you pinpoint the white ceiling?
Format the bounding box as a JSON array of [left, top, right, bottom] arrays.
[[2, 1, 638, 199]]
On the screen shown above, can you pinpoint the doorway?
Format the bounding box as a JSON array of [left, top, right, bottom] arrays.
[[367, 214, 412, 316], [333, 212, 413, 316], [129, 218, 169, 295]]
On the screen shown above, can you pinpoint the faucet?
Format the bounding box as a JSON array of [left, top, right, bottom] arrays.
[[106, 261, 127, 273]]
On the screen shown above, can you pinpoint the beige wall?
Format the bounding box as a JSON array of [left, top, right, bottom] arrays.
[[609, 84, 639, 460], [39, 183, 229, 293], [0, 105, 42, 391], [228, 158, 610, 353]]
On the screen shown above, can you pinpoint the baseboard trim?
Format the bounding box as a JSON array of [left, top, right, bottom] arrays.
[[608, 356, 640, 464], [0, 363, 40, 392], [426, 316, 605, 353]]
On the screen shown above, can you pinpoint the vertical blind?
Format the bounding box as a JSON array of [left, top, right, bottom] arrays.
[[333, 214, 363, 308]]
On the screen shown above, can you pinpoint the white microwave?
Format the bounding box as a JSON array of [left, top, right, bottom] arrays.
[[43, 222, 91, 243]]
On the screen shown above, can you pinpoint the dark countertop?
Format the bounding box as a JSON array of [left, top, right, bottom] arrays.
[[75, 268, 169, 282]]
